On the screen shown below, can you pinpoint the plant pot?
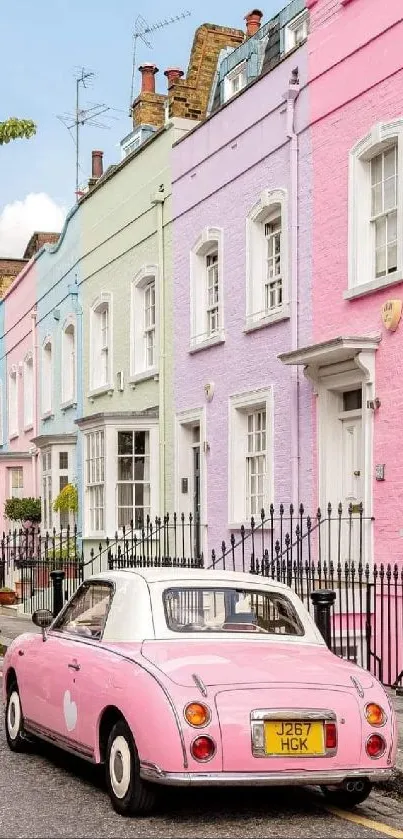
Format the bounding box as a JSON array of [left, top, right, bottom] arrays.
[[34, 566, 50, 589], [0, 590, 17, 606]]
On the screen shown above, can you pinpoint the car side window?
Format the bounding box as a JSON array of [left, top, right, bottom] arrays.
[[52, 581, 113, 640]]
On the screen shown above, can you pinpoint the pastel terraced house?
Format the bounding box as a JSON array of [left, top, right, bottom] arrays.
[[77, 22, 245, 549], [172, 1, 313, 554], [0, 232, 59, 535]]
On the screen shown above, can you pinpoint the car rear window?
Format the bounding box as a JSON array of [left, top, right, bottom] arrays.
[[163, 587, 304, 636]]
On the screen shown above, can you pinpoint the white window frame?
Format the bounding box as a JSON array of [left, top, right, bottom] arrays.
[[85, 429, 105, 534], [41, 336, 53, 418], [89, 293, 113, 396], [8, 466, 24, 499], [224, 60, 247, 102], [23, 352, 34, 430], [42, 448, 52, 531], [284, 10, 309, 53], [228, 387, 274, 528], [190, 227, 225, 352], [347, 119, 403, 299], [130, 265, 159, 383], [8, 365, 18, 439], [245, 189, 289, 331], [61, 315, 77, 407]]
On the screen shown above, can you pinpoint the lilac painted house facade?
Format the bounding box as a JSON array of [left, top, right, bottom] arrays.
[[172, 2, 313, 553]]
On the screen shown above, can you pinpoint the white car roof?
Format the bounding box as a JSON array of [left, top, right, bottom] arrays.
[[89, 567, 290, 590]]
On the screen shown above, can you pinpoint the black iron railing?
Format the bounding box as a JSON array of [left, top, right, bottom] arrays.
[[1, 506, 402, 689]]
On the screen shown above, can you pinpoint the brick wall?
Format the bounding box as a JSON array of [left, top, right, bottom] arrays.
[[0, 259, 27, 297]]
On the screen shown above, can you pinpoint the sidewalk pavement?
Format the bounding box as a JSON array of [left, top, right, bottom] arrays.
[[0, 606, 402, 787]]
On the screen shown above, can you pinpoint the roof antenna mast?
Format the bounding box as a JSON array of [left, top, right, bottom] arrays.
[[129, 11, 191, 115]]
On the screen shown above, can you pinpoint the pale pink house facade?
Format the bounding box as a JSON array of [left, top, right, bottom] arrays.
[[0, 260, 38, 534], [281, 0, 403, 570]]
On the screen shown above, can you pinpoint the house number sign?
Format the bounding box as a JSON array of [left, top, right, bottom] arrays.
[[381, 299, 402, 332]]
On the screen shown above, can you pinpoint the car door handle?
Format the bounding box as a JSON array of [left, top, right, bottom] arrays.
[[68, 661, 80, 671]]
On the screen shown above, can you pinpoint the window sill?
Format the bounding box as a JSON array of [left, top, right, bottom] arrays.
[[189, 332, 225, 354], [61, 399, 77, 412], [41, 412, 54, 422], [244, 307, 290, 333], [129, 369, 159, 387], [8, 432, 19, 441], [88, 385, 114, 401], [345, 272, 402, 300]]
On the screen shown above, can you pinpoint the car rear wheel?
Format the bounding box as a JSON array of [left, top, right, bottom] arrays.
[[321, 779, 372, 808], [105, 719, 156, 816], [5, 683, 28, 752]]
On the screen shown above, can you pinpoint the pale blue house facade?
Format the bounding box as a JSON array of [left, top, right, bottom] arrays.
[[34, 206, 84, 536]]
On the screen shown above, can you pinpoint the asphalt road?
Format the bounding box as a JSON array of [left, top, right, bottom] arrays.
[[0, 665, 402, 838]]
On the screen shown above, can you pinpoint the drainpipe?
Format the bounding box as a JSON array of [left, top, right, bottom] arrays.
[[31, 308, 38, 496], [286, 69, 300, 508], [152, 185, 166, 514]]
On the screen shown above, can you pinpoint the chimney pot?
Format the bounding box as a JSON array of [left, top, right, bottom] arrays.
[[244, 9, 263, 37], [139, 63, 159, 94], [91, 150, 103, 179], [164, 67, 184, 87]]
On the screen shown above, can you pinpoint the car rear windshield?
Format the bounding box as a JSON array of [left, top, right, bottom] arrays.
[[163, 587, 304, 636]]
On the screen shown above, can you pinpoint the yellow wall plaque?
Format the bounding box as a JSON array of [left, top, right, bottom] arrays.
[[381, 299, 402, 331]]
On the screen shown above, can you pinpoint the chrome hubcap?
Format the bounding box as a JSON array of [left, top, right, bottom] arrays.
[[7, 691, 21, 740], [109, 735, 131, 799]]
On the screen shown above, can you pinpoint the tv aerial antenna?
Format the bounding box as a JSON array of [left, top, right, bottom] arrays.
[[57, 67, 113, 201], [129, 11, 191, 114]]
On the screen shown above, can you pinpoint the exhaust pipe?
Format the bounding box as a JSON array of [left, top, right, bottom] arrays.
[[345, 779, 365, 793]]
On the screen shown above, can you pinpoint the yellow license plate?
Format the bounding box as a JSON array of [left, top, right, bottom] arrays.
[[264, 720, 325, 756]]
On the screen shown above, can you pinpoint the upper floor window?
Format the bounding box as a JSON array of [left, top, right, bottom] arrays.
[[348, 119, 403, 298], [224, 61, 247, 101], [284, 10, 309, 53], [42, 338, 53, 417], [62, 318, 76, 405], [9, 466, 23, 499], [190, 227, 224, 351], [131, 266, 158, 381], [8, 366, 18, 437], [23, 353, 34, 429], [90, 295, 112, 392], [246, 189, 289, 330]]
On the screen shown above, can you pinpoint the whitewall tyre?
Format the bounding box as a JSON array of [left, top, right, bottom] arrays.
[[105, 719, 156, 816], [5, 685, 28, 752]]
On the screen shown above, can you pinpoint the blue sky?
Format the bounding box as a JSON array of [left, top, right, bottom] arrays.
[[0, 0, 281, 254]]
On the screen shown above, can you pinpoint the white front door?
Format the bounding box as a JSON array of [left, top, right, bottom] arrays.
[[341, 416, 363, 510]]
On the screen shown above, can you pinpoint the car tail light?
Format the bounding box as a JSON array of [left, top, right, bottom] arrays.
[[365, 703, 386, 727], [184, 702, 211, 727], [325, 722, 337, 750], [366, 734, 386, 759], [190, 735, 216, 762]]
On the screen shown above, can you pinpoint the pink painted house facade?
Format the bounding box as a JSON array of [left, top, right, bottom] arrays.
[[172, 3, 314, 554], [281, 0, 403, 570], [0, 259, 38, 534]]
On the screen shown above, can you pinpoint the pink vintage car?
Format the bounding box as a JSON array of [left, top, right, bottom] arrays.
[[2, 568, 397, 816]]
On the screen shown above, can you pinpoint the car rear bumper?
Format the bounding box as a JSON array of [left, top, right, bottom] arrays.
[[140, 763, 393, 787]]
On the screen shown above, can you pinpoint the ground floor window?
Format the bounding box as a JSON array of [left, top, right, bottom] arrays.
[[229, 388, 273, 526], [117, 430, 150, 529], [85, 430, 105, 532], [42, 449, 52, 530]]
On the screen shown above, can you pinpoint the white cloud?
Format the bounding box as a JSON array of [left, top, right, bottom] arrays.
[[0, 193, 66, 257]]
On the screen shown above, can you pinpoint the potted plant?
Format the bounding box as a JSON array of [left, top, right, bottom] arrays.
[[53, 483, 78, 525], [0, 586, 17, 606], [4, 497, 41, 530]]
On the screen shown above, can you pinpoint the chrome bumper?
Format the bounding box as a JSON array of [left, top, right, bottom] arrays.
[[140, 763, 393, 788]]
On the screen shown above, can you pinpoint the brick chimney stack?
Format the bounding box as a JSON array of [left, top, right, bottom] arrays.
[[164, 68, 184, 88], [139, 63, 159, 93], [244, 9, 263, 37], [92, 150, 103, 179]]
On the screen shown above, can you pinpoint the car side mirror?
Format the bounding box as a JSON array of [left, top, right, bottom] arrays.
[[32, 609, 53, 641]]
